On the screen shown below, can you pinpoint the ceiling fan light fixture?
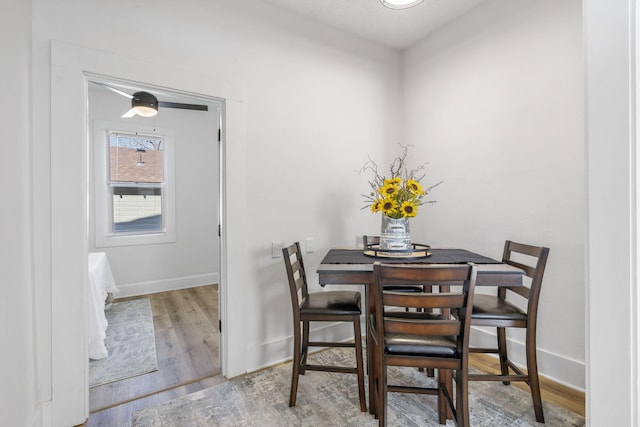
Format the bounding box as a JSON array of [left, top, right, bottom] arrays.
[[380, 0, 424, 10], [131, 91, 159, 117], [92, 82, 209, 117]]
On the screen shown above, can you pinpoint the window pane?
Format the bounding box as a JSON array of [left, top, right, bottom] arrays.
[[112, 186, 162, 233], [109, 132, 164, 183]]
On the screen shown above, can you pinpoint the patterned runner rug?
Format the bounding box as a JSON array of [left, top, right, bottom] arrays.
[[89, 298, 158, 387], [132, 347, 583, 426]]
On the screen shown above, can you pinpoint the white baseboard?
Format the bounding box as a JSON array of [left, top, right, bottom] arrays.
[[115, 272, 219, 298], [470, 326, 585, 391]]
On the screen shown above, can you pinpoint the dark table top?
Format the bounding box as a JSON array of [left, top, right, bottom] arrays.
[[317, 248, 522, 286], [320, 248, 501, 265]]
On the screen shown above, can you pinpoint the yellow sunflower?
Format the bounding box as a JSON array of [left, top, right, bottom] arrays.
[[384, 177, 402, 186], [400, 201, 418, 218], [381, 198, 399, 215], [406, 179, 424, 195], [378, 182, 399, 197], [370, 199, 383, 213]]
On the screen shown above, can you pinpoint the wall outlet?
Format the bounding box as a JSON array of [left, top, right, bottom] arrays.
[[305, 237, 314, 253], [272, 241, 283, 258]]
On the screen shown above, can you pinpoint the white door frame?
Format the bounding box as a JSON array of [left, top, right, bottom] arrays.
[[46, 41, 248, 426], [585, 0, 639, 425]]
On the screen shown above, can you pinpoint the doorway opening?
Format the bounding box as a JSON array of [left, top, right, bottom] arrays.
[[86, 76, 225, 417]]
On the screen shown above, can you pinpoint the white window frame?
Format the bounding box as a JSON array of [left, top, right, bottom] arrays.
[[93, 120, 176, 247]]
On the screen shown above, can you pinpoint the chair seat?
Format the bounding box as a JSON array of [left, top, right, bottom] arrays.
[[383, 285, 424, 293], [472, 294, 527, 321], [300, 290, 361, 316], [385, 333, 457, 357]]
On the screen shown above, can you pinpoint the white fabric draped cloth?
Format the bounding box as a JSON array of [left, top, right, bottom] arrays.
[[88, 252, 119, 360]]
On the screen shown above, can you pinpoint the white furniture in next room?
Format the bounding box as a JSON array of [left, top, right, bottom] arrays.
[[88, 252, 119, 360]]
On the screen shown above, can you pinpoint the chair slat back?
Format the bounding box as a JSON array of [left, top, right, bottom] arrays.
[[508, 260, 536, 279], [373, 263, 477, 351], [383, 291, 465, 310], [501, 241, 550, 314], [385, 320, 462, 336], [282, 242, 309, 312]]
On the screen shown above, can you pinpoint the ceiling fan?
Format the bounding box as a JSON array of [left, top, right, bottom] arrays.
[[92, 81, 208, 118]]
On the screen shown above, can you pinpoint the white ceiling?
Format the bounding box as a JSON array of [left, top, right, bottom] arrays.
[[258, 0, 489, 50]]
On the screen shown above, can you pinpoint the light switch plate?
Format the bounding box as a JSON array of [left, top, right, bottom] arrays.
[[305, 237, 314, 253], [272, 241, 283, 258]]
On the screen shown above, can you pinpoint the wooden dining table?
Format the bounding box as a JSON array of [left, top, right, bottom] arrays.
[[316, 247, 525, 416]]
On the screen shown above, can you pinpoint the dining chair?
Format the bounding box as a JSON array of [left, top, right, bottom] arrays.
[[282, 242, 367, 412], [370, 262, 477, 427], [363, 235, 436, 376], [468, 240, 550, 423]]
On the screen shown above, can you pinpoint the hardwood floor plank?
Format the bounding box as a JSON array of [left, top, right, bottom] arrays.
[[469, 353, 585, 417], [88, 285, 221, 414], [162, 291, 214, 380], [85, 375, 227, 427]]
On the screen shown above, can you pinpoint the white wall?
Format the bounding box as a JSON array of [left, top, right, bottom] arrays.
[[402, 0, 585, 388], [32, 1, 400, 424], [88, 86, 220, 297], [1, 1, 39, 427]]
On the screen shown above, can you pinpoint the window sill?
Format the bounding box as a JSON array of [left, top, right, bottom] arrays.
[[95, 230, 176, 248]]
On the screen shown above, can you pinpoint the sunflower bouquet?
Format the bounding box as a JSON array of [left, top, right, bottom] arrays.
[[359, 145, 440, 219]]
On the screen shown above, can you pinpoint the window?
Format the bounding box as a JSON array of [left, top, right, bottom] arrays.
[[109, 132, 164, 234], [94, 121, 175, 247]]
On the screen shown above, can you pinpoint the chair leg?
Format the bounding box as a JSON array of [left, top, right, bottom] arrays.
[[526, 333, 545, 423], [369, 330, 380, 418], [378, 354, 387, 427], [353, 318, 367, 412], [300, 320, 310, 375], [289, 320, 302, 407], [437, 369, 451, 425], [455, 368, 470, 427], [497, 327, 510, 385], [366, 290, 377, 416]]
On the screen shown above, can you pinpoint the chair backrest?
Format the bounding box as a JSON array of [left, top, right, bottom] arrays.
[[500, 241, 550, 318], [282, 242, 309, 316], [373, 262, 477, 357], [363, 235, 380, 248]]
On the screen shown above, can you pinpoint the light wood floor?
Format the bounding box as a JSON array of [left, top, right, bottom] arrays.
[[469, 353, 585, 417], [80, 285, 584, 426], [84, 285, 224, 427]]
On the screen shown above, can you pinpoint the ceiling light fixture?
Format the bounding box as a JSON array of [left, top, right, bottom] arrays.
[[131, 91, 159, 117], [380, 0, 424, 10]]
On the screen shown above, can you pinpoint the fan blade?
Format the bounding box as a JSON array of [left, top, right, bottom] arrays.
[[158, 101, 208, 111], [121, 108, 137, 118], [91, 81, 134, 99]]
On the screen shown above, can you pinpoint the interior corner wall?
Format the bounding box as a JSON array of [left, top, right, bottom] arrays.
[[402, 0, 585, 389]]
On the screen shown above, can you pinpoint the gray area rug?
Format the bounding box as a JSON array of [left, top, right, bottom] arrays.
[[132, 347, 584, 426], [89, 298, 158, 387]]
